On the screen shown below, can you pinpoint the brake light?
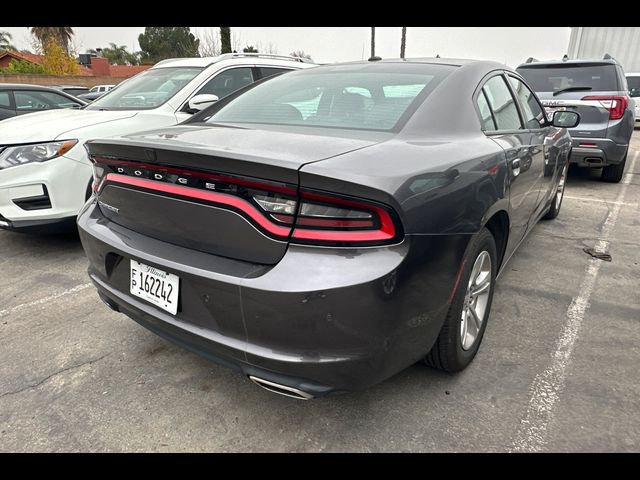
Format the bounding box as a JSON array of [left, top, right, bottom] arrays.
[[254, 190, 399, 245], [582, 95, 628, 120]]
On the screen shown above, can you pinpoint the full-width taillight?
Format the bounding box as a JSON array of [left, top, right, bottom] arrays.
[[582, 95, 628, 120], [91, 156, 403, 247]]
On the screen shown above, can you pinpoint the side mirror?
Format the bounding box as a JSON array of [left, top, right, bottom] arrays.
[[552, 110, 580, 128], [187, 94, 219, 113], [629, 88, 640, 98]]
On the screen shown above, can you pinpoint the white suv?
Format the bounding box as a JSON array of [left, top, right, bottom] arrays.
[[0, 54, 314, 231], [627, 72, 640, 125]]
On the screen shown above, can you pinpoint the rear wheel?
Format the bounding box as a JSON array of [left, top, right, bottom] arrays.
[[425, 227, 496, 372], [601, 153, 627, 183], [543, 161, 568, 220]]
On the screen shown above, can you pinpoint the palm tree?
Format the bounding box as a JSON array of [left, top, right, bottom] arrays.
[[0, 31, 16, 51], [400, 27, 407, 59], [30, 27, 74, 53], [101, 43, 139, 65], [370, 27, 376, 59], [220, 27, 231, 54]]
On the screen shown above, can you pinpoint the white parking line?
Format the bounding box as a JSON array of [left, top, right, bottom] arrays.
[[0, 283, 92, 318], [563, 195, 637, 207], [510, 151, 638, 452]]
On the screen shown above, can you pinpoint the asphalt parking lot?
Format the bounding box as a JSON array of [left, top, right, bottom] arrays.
[[1, 131, 638, 452]]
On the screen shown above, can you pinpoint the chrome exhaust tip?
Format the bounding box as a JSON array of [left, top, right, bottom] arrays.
[[248, 375, 314, 400]]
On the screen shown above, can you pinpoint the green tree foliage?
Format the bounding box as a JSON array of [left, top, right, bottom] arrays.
[[138, 27, 200, 63], [30, 27, 74, 53], [0, 31, 16, 51], [242, 45, 258, 53], [220, 27, 231, 54], [0, 58, 45, 74], [100, 43, 140, 65]]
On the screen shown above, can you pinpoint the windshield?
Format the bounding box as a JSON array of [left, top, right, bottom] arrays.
[[518, 64, 619, 92], [202, 67, 452, 131], [87, 67, 203, 110]]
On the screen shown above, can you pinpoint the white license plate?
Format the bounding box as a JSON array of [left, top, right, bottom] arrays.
[[130, 260, 180, 315]]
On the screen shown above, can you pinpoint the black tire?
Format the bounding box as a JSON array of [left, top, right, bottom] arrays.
[[543, 161, 568, 220], [425, 227, 497, 372], [601, 154, 627, 183]]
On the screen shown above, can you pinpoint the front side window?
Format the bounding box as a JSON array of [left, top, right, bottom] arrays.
[[628, 76, 640, 97], [87, 67, 203, 110], [507, 76, 546, 128], [15, 90, 80, 111], [482, 76, 522, 131], [196, 67, 254, 99], [202, 67, 453, 131]]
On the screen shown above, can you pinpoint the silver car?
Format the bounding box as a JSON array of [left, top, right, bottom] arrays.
[[517, 55, 635, 183]]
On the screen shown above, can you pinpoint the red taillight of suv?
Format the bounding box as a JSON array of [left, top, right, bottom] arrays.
[[582, 95, 628, 120]]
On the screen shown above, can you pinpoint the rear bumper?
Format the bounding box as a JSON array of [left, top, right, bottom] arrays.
[[569, 138, 628, 167], [78, 200, 468, 395]]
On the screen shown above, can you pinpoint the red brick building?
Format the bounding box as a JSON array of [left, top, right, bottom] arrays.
[[0, 50, 151, 78]]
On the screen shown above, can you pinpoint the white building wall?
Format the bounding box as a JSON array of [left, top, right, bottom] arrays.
[[568, 27, 640, 72]]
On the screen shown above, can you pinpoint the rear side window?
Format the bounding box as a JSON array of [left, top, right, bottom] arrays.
[[476, 91, 496, 131], [0, 91, 11, 109], [259, 67, 293, 79], [196, 67, 254, 99], [517, 64, 619, 92], [507, 76, 546, 128], [482, 76, 522, 131]]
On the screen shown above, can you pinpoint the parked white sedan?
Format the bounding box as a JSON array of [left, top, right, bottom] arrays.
[[0, 53, 314, 231]]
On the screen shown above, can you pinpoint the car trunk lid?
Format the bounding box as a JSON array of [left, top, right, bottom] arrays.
[[87, 124, 383, 265]]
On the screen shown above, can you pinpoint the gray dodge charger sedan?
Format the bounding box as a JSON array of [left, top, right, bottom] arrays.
[[78, 58, 579, 399]]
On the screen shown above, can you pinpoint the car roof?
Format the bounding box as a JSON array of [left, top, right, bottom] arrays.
[[0, 83, 76, 90], [151, 53, 314, 69], [626, 72, 640, 76], [293, 57, 507, 74]]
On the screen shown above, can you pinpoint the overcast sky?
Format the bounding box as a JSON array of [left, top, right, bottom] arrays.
[[1, 27, 572, 68]]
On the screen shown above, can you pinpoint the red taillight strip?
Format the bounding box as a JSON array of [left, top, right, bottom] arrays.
[[95, 157, 296, 195], [272, 214, 374, 228], [292, 227, 394, 242], [104, 173, 292, 238]]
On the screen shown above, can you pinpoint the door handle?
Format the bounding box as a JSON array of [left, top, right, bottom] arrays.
[[511, 158, 521, 177]]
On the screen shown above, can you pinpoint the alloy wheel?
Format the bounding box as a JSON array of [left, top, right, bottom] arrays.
[[460, 251, 492, 351]]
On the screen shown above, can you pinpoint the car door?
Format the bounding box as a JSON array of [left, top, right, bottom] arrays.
[[175, 66, 256, 122], [478, 73, 545, 250], [0, 90, 16, 121], [506, 74, 556, 220]]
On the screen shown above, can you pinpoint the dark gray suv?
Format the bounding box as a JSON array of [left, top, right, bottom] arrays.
[[517, 56, 634, 183]]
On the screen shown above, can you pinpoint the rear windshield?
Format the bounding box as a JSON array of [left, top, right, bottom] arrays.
[[202, 66, 453, 131], [628, 76, 640, 95], [518, 64, 619, 92]]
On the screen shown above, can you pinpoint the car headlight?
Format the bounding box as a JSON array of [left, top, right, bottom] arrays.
[[0, 140, 78, 170]]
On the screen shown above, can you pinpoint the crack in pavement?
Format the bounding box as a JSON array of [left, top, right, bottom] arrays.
[[0, 353, 110, 400]]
